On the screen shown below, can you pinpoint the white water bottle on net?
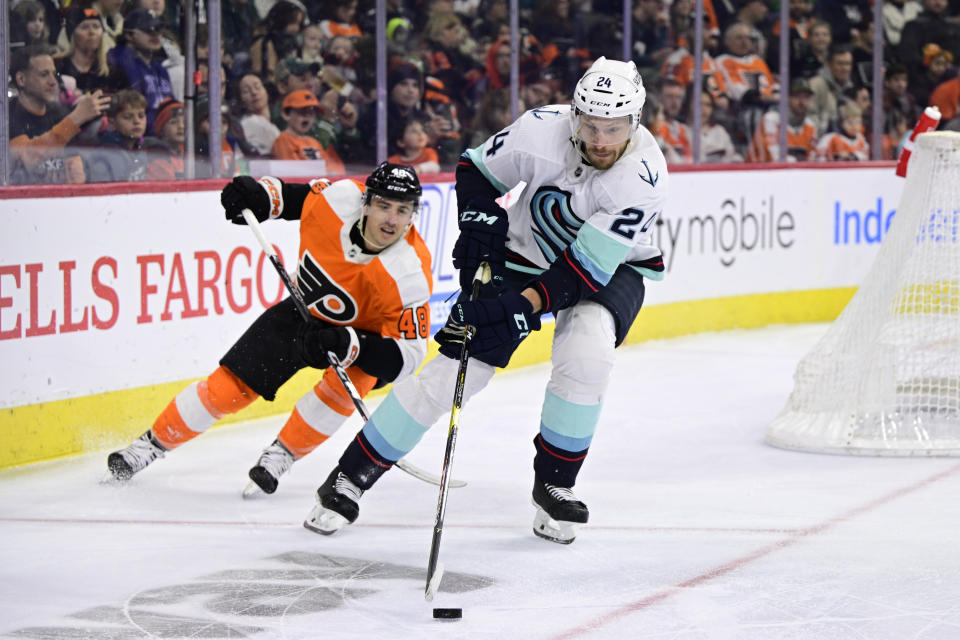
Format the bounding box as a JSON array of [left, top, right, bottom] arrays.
[[766, 131, 960, 455]]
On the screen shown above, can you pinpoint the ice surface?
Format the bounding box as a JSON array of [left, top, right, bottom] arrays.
[[2, 324, 959, 639]]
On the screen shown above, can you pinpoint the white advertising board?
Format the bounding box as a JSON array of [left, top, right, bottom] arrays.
[[0, 166, 904, 409]]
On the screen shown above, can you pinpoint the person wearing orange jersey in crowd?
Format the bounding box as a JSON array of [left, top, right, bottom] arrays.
[[746, 78, 818, 162], [388, 116, 440, 175], [107, 163, 433, 497], [715, 21, 779, 105], [816, 101, 869, 161], [271, 89, 346, 174]]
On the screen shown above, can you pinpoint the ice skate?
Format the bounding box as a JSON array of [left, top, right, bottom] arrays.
[[532, 477, 589, 544], [244, 440, 295, 498], [303, 467, 364, 535], [107, 431, 166, 482]]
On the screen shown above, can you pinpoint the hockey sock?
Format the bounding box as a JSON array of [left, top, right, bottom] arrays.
[[533, 434, 589, 488], [276, 371, 375, 458], [152, 366, 258, 449]]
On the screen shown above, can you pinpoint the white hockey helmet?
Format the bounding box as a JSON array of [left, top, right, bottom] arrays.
[[570, 57, 646, 149]]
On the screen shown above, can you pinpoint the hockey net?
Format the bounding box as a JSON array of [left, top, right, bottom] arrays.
[[766, 131, 960, 456]]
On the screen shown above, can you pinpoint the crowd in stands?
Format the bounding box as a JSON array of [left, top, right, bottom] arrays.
[[7, 0, 960, 185]]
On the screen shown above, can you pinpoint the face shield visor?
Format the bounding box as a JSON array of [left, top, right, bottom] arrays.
[[572, 113, 634, 149]]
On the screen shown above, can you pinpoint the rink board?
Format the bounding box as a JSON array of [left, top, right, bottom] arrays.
[[0, 165, 902, 467]]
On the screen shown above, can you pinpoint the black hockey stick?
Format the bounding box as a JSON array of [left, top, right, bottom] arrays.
[[424, 261, 492, 602], [240, 209, 464, 489]]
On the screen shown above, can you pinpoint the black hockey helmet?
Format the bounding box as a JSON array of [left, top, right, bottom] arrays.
[[364, 162, 422, 206]]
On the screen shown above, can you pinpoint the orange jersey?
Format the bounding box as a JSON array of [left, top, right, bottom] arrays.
[[272, 131, 346, 174], [656, 120, 693, 163], [660, 49, 728, 98], [388, 148, 440, 174], [319, 20, 362, 40], [746, 112, 818, 162], [715, 54, 777, 101], [296, 179, 433, 379], [816, 131, 869, 162]]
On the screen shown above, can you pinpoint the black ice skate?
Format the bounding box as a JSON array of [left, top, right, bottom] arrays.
[[532, 477, 589, 544], [244, 439, 295, 498], [303, 466, 364, 535], [107, 431, 166, 481]]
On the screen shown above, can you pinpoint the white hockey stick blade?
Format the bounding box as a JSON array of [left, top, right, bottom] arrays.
[[424, 562, 445, 602], [396, 459, 467, 489]]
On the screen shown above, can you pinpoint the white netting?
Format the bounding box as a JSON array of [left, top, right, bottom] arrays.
[[766, 132, 960, 455]]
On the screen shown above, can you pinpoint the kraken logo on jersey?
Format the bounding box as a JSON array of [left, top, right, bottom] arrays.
[[297, 250, 359, 323], [530, 186, 585, 263]]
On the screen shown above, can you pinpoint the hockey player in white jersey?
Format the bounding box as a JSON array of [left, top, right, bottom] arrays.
[[304, 57, 668, 544]]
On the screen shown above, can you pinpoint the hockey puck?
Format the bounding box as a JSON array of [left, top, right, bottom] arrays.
[[432, 607, 462, 620]]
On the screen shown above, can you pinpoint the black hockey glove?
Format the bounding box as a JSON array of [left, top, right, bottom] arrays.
[[297, 321, 361, 369], [450, 289, 541, 354], [452, 198, 508, 294], [221, 176, 284, 224]]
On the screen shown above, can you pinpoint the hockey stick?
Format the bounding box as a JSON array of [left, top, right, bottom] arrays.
[[424, 261, 492, 602], [239, 209, 464, 489]]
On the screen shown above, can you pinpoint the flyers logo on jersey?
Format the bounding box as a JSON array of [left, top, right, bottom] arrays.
[[298, 250, 359, 323], [258, 176, 285, 219]]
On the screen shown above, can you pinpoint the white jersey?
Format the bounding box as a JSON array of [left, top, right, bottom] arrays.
[[464, 104, 668, 283]]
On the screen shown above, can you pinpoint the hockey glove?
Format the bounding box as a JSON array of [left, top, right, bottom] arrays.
[[450, 290, 541, 354], [221, 176, 284, 224], [452, 198, 508, 294], [297, 321, 361, 369]]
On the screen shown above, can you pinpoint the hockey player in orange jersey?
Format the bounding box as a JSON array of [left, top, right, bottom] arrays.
[[107, 163, 433, 495]]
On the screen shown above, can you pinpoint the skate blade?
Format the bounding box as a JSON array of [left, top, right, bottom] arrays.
[[303, 505, 348, 536], [532, 506, 578, 544], [241, 481, 263, 499]]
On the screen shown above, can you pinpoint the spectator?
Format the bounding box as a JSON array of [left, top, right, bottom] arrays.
[[694, 90, 741, 162], [271, 90, 346, 175], [816, 101, 869, 161], [422, 75, 462, 166], [318, 0, 363, 42], [746, 78, 818, 162], [468, 87, 519, 147], [249, 0, 305, 82], [222, 0, 261, 75], [195, 94, 240, 178], [641, 94, 683, 164], [899, 0, 960, 77], [272, 57, 324, 118], [107, 9, 175, 134], [145, 97, 185, 179], [422, 12, 480, 105], [94, 0, 125, 51], [929, 65, 960, 128], [660, 13, 729, 105], [791, 19, 832, 79], [55, 6, 112, 98], [9, 44, 111, 184], [321, 36, 365, 106], [235, 72, 280, 155], [126, 0, 185, 100], [530, 0, 578, 61], [883, 0, 923, 47], [656, 78, 693, 162], [85, 88, 149, 182], [471, 0, 508, 45], [807, 44, 855, 136], [520, 71, 557, 110], [716, 22, 778, 105], [358, 0, 415, 42], [814, 0, 870, 44], [355, 61, 425, 163], [387, 116, 440, 174], [883, 63, 918, 123], [909, 44, 954, 112], [734, 0, 771, 59], [300, 24, 325, 64], [10, 1, 50, 49], [312, 86, 362, 166], [767, 0, 817, 77], [631, 0, 671, 76], [882, 109, 910, 159]]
